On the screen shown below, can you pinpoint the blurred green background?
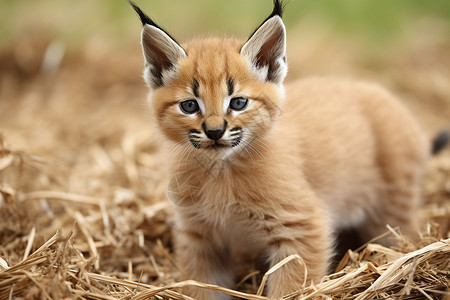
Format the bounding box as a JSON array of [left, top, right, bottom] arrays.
[[1, 0, 450, 49]]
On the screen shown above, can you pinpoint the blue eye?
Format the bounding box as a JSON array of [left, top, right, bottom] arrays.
[[180, 100, 200, 114], [229, 97, 248, 111]]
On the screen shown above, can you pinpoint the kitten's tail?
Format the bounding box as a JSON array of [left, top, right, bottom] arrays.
[[431, 130, 449, 155]]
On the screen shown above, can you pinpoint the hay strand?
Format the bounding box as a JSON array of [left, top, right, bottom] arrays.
[[22, 227, 36, 261], [74, 211, 100, 270], [21, 191, 102, 206], [256, 254, 307, 296]]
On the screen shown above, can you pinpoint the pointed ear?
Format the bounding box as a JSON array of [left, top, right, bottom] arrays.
[[240, 16, 287, 85], [129, 1, 186, 89], [141, 25, 186, 88]]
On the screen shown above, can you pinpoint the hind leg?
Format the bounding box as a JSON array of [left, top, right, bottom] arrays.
[[360, 162, 424, 246], [357, 82, 429, 246], [362, 190, 420, 246]]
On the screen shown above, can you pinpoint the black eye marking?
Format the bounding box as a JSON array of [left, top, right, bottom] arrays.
[[227, 78, 234, 96], [229, 97, 248, 111], [193, 80, 199, 98], [180, 100, 200, 114]]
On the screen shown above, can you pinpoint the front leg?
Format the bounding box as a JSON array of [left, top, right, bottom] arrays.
[[264, 205, 332, 298], [174, 219, 234, 300]]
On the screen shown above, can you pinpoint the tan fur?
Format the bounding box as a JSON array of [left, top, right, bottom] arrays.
[[136, 10, 429, 300]]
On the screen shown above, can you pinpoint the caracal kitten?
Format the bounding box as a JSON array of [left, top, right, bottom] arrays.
[[130, 1, 431, 298]]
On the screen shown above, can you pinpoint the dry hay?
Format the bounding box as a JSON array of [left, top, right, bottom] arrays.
[[1, 25, 450, 299], [1, 138, 449, 299]]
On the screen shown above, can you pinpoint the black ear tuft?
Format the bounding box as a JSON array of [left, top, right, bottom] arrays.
[[263, 0, 285, 24], [250, 0, 285, 37], [268, 0, 284, 19], [129, 1, 180, 45], [128, 1, 157, 26]]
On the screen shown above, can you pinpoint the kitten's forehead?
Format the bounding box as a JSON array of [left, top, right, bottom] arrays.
[[177, 38, 247, 113], [182, 38, 243, 82]]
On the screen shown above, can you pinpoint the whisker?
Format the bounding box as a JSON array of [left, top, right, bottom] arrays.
[[168, 141, 187, 158], [250, 138, 271, 153], [243, 140, 266, 163], [240, 142, 254, 167], [183, 146, 196, 171], [177, 142, 192, 171]]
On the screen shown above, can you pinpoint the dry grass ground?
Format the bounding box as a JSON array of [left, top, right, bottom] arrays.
[[1, 19, 450, 299]]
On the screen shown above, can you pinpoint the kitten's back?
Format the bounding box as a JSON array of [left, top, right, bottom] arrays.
[[281, 77, 429, 232]]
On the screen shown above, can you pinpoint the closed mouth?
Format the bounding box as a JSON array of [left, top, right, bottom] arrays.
[[207, 142, 230, 149]]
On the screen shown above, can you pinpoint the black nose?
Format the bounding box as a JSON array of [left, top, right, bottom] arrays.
[[202, 119, 227, 141], [205, 129, 225, 141]]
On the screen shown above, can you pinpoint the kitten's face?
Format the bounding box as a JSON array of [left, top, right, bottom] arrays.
[[151, 39, 283, 156], [131, 2, 287, 157]]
